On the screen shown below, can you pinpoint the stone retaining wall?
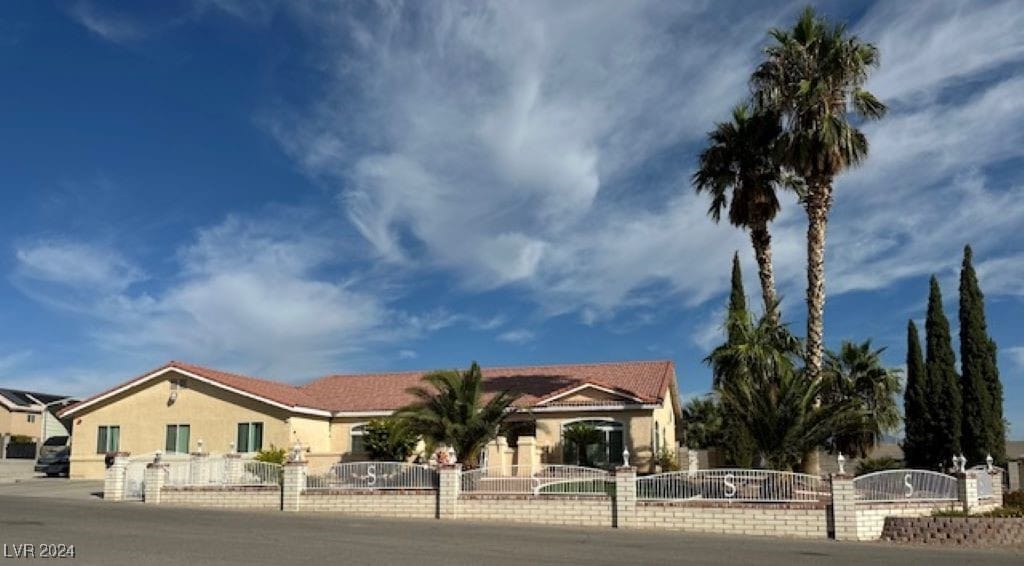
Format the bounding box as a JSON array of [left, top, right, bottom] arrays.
[[853, 501, 957, 541], [882, 516, 1024, 546], [300, 490, 437, 518], [458, 494, 613, 527], [635, 501, 829, 538], [160, 486, 280, 510]]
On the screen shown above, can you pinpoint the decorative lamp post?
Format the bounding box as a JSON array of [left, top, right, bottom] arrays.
[[958, 454, 967, 473], [291, 442, 303, 463], [986, 454, 994, 472], [197, 439, 204, 454], [622, 448, 630, 468], [837, 453, 846, 475], [228, 441, 236, 455], [154, 449, 163, 464]]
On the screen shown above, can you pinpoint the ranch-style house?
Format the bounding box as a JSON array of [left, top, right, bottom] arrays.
[[59, 360, 682, 479]]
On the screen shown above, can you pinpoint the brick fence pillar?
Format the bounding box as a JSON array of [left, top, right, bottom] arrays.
[[1009, 459, 1021, 492], [830, 474, 857, 541], [103, 452, 130, 501], [282, 460, 307, 512], [437, 463, 461, 520], [613, 466, 637, 529], [225, 453, 244, 484], [958, 472, 978, 514], [144, 463, 166, 504], [990, 469, 1004, 507], [189, 452, 209, 485]]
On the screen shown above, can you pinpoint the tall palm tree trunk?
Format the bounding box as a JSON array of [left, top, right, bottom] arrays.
[[802, 182, 832, 475], [804, 185, 832, 383], [749, 224, 778, 322]]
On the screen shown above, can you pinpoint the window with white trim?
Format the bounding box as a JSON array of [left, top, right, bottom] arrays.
[[350, 424, 367, 455], [165, 424, 191, 453], [96, 425, 120, 454], [27, 414, 36, 423], [236, 422, 263, 453], [561, 420, 624, 468]]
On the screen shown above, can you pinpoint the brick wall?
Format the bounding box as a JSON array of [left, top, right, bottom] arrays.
[[882, 516, 1024, 546], [300, 490, 437, 518], [635, 502, 829, 538], [160, 486, 281, 510], [458, 495, 614, 527], [853, 501, 955, 541]]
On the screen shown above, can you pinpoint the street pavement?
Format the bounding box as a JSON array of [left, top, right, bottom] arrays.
[[0, 486, 1021, 565]]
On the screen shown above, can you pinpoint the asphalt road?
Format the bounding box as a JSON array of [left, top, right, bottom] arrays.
[[1, 490, 1021, 566]]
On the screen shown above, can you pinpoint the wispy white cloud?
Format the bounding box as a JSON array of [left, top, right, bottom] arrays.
[[0, 350, 32, 374], [397, 349, 417, 360], [496, 329, 536, 345], [1007, 347, 1024, 370], [11, 210, 474, 379], [68, 1, 147, 43], [14, 239, 144, 293]]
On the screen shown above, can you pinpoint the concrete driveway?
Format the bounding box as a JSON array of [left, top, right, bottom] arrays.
[[0, 477, 103, 499], [0, 459, 37, 483]]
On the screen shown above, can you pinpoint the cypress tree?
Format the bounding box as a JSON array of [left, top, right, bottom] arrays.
[[718, 252, 757, 467], [729, 251, 747, 316], [958, 246, 1006, 463], [925, 276, 961, 465], [902, 320, 931, 467]]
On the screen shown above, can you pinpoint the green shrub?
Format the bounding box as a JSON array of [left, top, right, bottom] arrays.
[[363, 418, 419, 461], [10, 435, 34, 445], [254, 446, 287, 465], [854, 456, 902, 476], [655, 448, 681, 472], [932, 506, 1024, 519]]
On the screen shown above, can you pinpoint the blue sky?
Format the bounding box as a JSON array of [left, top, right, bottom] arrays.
[[2, 1, 1023, 438]]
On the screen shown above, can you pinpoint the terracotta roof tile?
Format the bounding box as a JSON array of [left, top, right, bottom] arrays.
[[62, 359, 676, 417], [300, 360, 675, 412]]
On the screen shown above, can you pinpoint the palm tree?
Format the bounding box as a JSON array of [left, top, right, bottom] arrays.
[[562, 422, 602, 467], [821, 340, 902, 457], [751, 7, 886, 384], [682, 395, 724, 450], [397, 362, 521, 467], [705, 303, 803, 390], [718, 353, 866, 471], [693, 104, 786, 320]]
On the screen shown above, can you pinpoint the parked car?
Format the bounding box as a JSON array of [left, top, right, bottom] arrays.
[[34, 436, 71, 477]]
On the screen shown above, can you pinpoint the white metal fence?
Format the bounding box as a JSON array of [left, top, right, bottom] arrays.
[[636, 469, 829, 503], [968, 466, 994, 499], [460, 465, 611, 496], [852, 469, 958, 503], [305, 462, 438, 490], [161, 456, 282, 487]]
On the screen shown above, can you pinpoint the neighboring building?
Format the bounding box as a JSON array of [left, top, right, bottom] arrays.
[[59, 360, 682, 479], [0, 387, 77, 459]]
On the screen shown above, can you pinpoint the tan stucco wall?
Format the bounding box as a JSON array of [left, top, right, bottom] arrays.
[[328, 417, 370, 457], [0, 405, 43, 439], [68, 370, 306, 478]]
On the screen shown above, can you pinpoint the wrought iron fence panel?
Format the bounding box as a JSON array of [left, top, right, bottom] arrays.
[[852, 469, 957, 503], [636, 469, 828, 503], [306, 462, 438, 490], [239, 460, 282, 486], [460, 465, 611, 496]]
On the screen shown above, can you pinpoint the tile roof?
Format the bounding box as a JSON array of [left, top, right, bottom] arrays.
[[300, 360, 675, 412], [61, 359, 676, 417]]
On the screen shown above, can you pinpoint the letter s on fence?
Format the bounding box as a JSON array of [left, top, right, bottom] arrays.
[[904, 473, 914, 498], [723, 473, 737, 498]]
